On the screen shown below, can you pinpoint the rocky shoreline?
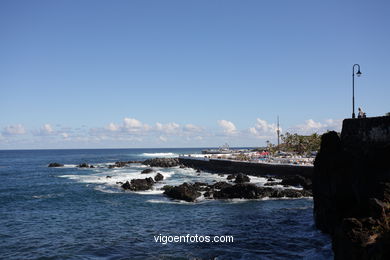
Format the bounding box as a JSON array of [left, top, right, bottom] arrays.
[[48, 157, 312, 202]]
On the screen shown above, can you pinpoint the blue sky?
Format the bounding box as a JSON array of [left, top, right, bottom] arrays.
[[0, 0, 389, 149]]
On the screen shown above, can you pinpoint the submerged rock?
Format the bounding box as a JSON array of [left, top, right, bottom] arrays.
[[48, 162, 64, 167], [141, 168, 154, 174], [77, 163, 90, 168]]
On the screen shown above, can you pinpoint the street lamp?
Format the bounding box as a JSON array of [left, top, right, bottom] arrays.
[[352, 64, 362, 119]]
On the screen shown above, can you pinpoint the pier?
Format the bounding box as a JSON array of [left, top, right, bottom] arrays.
[[179, 156, 313, 178]]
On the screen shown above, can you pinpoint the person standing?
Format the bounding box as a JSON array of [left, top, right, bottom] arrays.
[[358, 107, 366, 118]]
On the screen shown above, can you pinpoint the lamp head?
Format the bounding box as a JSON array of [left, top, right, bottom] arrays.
[[356, 70, 362, 77]]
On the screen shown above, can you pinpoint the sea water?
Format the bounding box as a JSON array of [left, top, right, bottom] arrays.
[[0, 148, 333, 259]]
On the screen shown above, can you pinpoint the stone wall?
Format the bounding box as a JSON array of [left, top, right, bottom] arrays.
[[179, 157, 313, 177]]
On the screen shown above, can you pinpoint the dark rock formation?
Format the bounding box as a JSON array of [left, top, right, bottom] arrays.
[[128, 160, 143, 164], [227, 174, 236, 180], [211, 181, 232, 190], [213, 183, 311, 199], [141, 168, 154, 174], [143, 158, 179, 167], [109, 161, 140, 168], [162, 181, 310, 202], [48, 162, 64, 167], [154, 173, 164, 182], [313, 117, 390, 259], [234, 173, 250, 183], [163, 183, 202, 202], [264, 182, 280, 187], [121, 177, 155, 191], [77, 163, 90, 168], [280, 175, 312, 190]]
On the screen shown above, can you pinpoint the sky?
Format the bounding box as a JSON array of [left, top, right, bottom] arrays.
[[0, 0, 389, 149]]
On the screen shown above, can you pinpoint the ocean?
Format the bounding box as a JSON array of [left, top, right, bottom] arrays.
[[0, 148, 333, 259]]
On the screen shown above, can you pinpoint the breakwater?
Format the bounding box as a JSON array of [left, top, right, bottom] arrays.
[[179, 157, 313, 177], [313, 116, 390, 259]]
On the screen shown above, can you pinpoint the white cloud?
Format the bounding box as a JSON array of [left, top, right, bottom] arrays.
[[123, 117, 149, 132], [40, 124, 54, 135], [248, 118, 278, 139], [218, 120, 237, 135], [106, 123, 119, 132], [61, 133, 69, 138], [2, 124, 26, 135], [291, 119, 342, 134], [104, 117, 149, 134], [159, 136, 168, 142], [183, 124, 203, 133], [156, 122, 180, 134]]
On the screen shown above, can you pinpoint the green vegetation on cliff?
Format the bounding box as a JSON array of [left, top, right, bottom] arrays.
[[263, 132, 323, 155]]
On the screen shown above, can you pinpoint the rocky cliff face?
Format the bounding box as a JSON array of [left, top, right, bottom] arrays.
[[313, 116, 390, 259]]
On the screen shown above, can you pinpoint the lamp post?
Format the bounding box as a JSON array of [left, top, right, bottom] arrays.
[[352, 64, 362, 118]]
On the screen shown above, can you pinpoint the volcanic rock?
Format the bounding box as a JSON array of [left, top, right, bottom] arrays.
[[48, 163, 64, 167], [234, 173, 251, 183], [154, 173, 164, 182], [163, 183, 202, 202], [77, 163, 89, 168], [121, 177, 155, 191], [143, 158, 179, 167], [141, 168, 154, 174]]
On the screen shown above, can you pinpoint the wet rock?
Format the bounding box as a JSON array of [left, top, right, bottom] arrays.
[[127, 160, 143, 164], [163, 183, 202, 202], [214, 183, 262, 199], [196, 169, 201, 173], [106, 175, 112, 178], [154, 173, 164, 182], [280, 175, 312, 190], [226, 174, 236, 180], [234, 173, 251, 183], [48, 162, 64, 167], [121, 178, 155, 191], [211, 181, 232, 190], [141, 168, 154, 174], [214, 184, 311, 200], [264, 182, 280, 186], [267, 177, 276, 182], [193, 182, 209, 191], [114, 161, 128, 167], [121, 181, 131, 190], [77, 163, 89, 168], [143, 158, 179, 167], [90, 165, 95, 168]]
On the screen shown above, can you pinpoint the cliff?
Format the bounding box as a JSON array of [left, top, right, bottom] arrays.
[[313, 116, 390, 259]]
